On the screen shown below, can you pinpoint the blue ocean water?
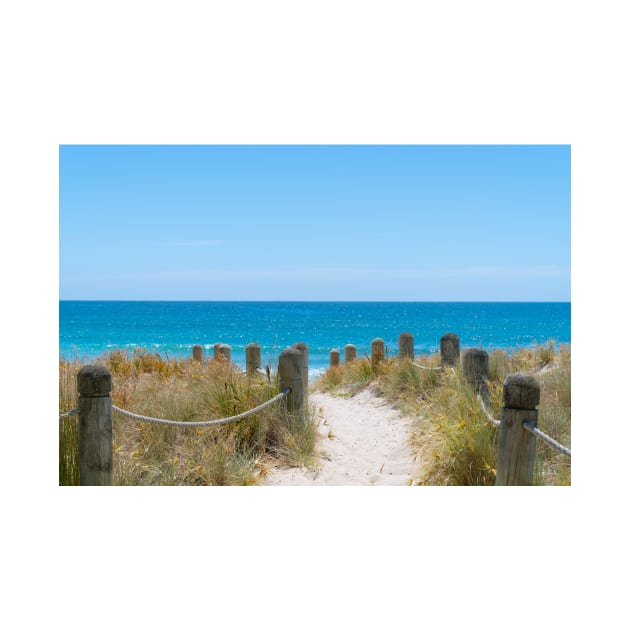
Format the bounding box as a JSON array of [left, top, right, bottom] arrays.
[[59, 301, 571, 379]]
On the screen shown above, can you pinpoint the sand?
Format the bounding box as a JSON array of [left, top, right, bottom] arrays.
[[264, 387, 419, 486]]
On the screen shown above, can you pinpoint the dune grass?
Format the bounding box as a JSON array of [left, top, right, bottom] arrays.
[[59, 359, 80, 486], [60, 343, 570, 486], [59, 348, 317, 485], [313, 342, 571, 486]]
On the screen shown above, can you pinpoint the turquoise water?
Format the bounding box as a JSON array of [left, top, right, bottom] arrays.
[[59, 301, 571, 379]]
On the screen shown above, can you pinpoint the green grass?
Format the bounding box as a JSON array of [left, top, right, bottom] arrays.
[[59, 349, 318, 486]]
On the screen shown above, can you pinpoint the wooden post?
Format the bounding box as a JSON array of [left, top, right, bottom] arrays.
[[246, 342, 261, 376], [192, 344, 203, 362], [77, 364, 112, 486], [440, 333, 460, 367], [330, 349, 340, 368], [213, 342, 221, 360], [278, 347, 304, 415], [462, 348, 489, 402], [344, 344, 357, 362], [216, 343, 231, 362], [398, 332, 414, 361], [292, 342, 309, 407], [495, 373, 540, 486], [371, 338, 385, 372]]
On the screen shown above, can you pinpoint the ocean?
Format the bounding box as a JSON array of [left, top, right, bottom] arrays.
[[59, 301, 571, 380]]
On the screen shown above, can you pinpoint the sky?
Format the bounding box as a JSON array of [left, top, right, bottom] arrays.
[[59, 144, 570, 301]]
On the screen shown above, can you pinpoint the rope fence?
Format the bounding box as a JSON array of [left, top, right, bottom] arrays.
[[412, 362, 443, 371], [477, 393, 570, 456], [477, 393, 571, 458], [63, 332, 570, 486], [112, 388, 291, 427], [477, 395, 501, 427], [67, 348, 306, 485], [523, 422, 572, 457]]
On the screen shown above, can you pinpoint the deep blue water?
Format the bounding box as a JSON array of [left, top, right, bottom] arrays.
[[60, 301, 570, 379]]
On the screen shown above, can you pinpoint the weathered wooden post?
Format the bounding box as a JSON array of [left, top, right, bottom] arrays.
[[213, 342, 221, 360], [192, 344, 204, 362], [278, 347, 304, 415], [330, 349, 340, 368], [292, 342, 309, 407], [462, 348, 489, 401], [495, 373, 540, 486], [398, 332, 414, 361], [246, 342, 261, 376], [440, 333, 460, 367], [344, 343, 357, 362], [216, 343, 231, 362], [371, 338, 385, 372], [77, 364, 112, 486]]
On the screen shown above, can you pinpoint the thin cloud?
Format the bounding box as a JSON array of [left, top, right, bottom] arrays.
[[99, 265, 569, 282], [163, 239, 224, 247]]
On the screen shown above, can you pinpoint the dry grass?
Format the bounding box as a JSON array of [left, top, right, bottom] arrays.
[[316, 356, 379, 395], [59, 348, 317, 485], [59, 359, 80, 485], [61, 343, 570, 486], [312, 342, 571, 486]]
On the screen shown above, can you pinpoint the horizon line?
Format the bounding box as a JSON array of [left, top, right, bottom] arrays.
[[59, 298, 571, 303]]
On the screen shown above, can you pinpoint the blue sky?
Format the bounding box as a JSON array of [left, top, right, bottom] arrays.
[[59, 145, 570, 301]]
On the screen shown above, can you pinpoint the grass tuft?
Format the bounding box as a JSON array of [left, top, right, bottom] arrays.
[[60, 350, 318, 485]]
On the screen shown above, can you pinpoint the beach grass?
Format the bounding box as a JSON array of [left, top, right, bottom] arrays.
[[59, 348, 317, 485], [313, 342, 571, 486], [59, 359, 80, 486], [60, 342, 570, 486]]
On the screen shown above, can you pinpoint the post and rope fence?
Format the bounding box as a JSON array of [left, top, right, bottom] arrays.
[[111, 389, 291, 427], [193, 342, 265, 378], [321, 332, 458, 374], [320, 329, 569, 485], [62, 345, 306, 485], [390, 332, 461, 371], [61, 331, 570, 486], [477, 373, 571, 485]]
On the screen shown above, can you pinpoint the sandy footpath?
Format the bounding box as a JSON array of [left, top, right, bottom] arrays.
[[264, 387, 419, 486]]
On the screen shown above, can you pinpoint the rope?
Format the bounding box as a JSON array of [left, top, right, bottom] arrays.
[[478, 391, 570, 456], [112, 388, 291, 427], [477, 395, 501, 427], [523, 422, 571, 457], [413, 363, 443, 371], [478, 395, 570, 456], [59, 408, 78, 420], [476, 374, 570, 456]]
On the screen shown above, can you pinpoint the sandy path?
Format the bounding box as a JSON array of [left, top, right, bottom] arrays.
[[264, 387, 418, 486]]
